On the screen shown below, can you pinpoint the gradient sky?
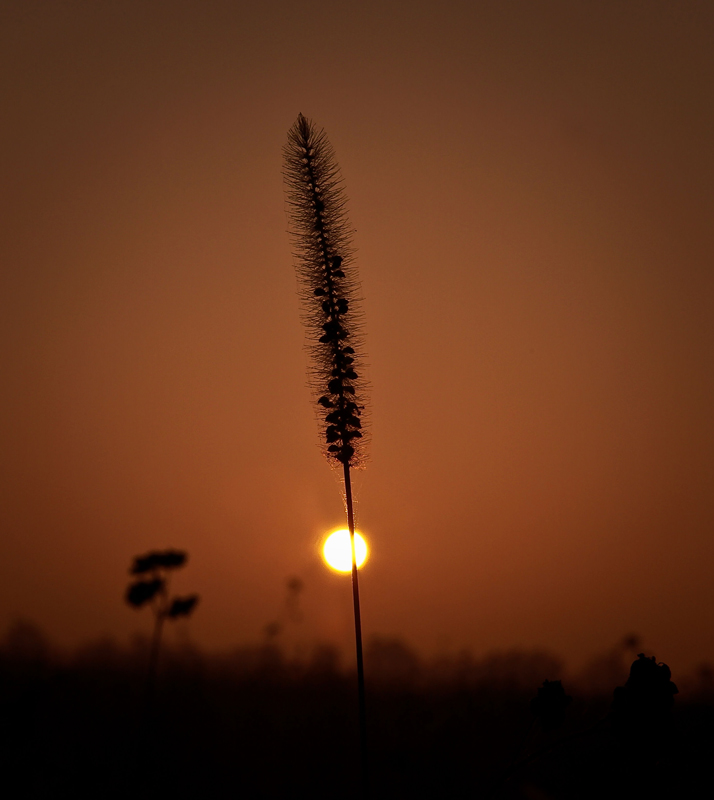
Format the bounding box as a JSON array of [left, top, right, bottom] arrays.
[[1, 0, 713, 672]]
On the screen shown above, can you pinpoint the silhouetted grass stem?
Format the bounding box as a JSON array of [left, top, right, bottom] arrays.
[[284, 113, 370, 795], [344, 462, 369, 795]]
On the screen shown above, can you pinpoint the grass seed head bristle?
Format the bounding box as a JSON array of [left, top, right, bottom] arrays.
[[283, 114, 369, 468]]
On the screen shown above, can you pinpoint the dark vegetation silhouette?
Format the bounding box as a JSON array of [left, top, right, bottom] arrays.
[[125, 549, 199, 709], [283, 112, 371, 791], [0, 621, 712, 798]]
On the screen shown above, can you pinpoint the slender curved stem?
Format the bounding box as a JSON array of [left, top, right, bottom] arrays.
[[344, 462, 369, 797], [146, 607, 165, 708]]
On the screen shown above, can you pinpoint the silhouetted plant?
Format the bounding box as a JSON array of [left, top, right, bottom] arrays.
[[125, 549, 199, 710], [283, 113, 370, 791], [613, 653, 678, 724], [530, 679, 572, 731], [488, 677, 582, 798], [491, 656, 680, 798]]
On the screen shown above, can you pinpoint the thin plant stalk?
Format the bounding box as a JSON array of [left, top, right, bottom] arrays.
[[144, 581, 169, 716], [344, 462, 368, 791], [125, 549, 199, 784], [136, 579, 169, 782], [283, 113, 371, 795]]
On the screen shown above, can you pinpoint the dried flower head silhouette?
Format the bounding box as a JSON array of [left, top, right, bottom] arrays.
[[283, 113, 370, 790]]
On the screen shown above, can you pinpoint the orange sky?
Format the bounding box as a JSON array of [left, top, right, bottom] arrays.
[[1, 0, 713, 673]]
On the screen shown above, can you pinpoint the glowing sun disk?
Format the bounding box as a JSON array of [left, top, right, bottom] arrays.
[[323, 529, 368, 572]]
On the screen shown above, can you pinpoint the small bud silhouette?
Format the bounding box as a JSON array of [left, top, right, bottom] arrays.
[[530, 679, 572, 731], [287, 576, 304, 594]]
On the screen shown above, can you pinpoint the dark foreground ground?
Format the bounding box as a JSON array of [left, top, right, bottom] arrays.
[[1, 626, 713, 799]]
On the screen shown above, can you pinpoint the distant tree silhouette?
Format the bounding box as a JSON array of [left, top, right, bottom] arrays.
[[1, 619, 51, 665], [531, 679, 573, 731], [612, 652, 678, 726], [488, 652, 680, 798], [365, 636, 421, 687]]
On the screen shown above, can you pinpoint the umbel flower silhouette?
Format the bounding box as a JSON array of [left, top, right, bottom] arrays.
[[283, 113, 370, 791], [125, 550, 199, 712]]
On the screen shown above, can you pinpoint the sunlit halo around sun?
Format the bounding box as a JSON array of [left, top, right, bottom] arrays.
[[322, 529, 368, 572]]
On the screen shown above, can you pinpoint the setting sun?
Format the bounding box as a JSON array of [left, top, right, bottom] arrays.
[[322, 529, 368, 572]]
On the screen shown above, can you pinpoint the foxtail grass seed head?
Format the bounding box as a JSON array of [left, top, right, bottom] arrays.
[[283, 114, 369, 468]]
